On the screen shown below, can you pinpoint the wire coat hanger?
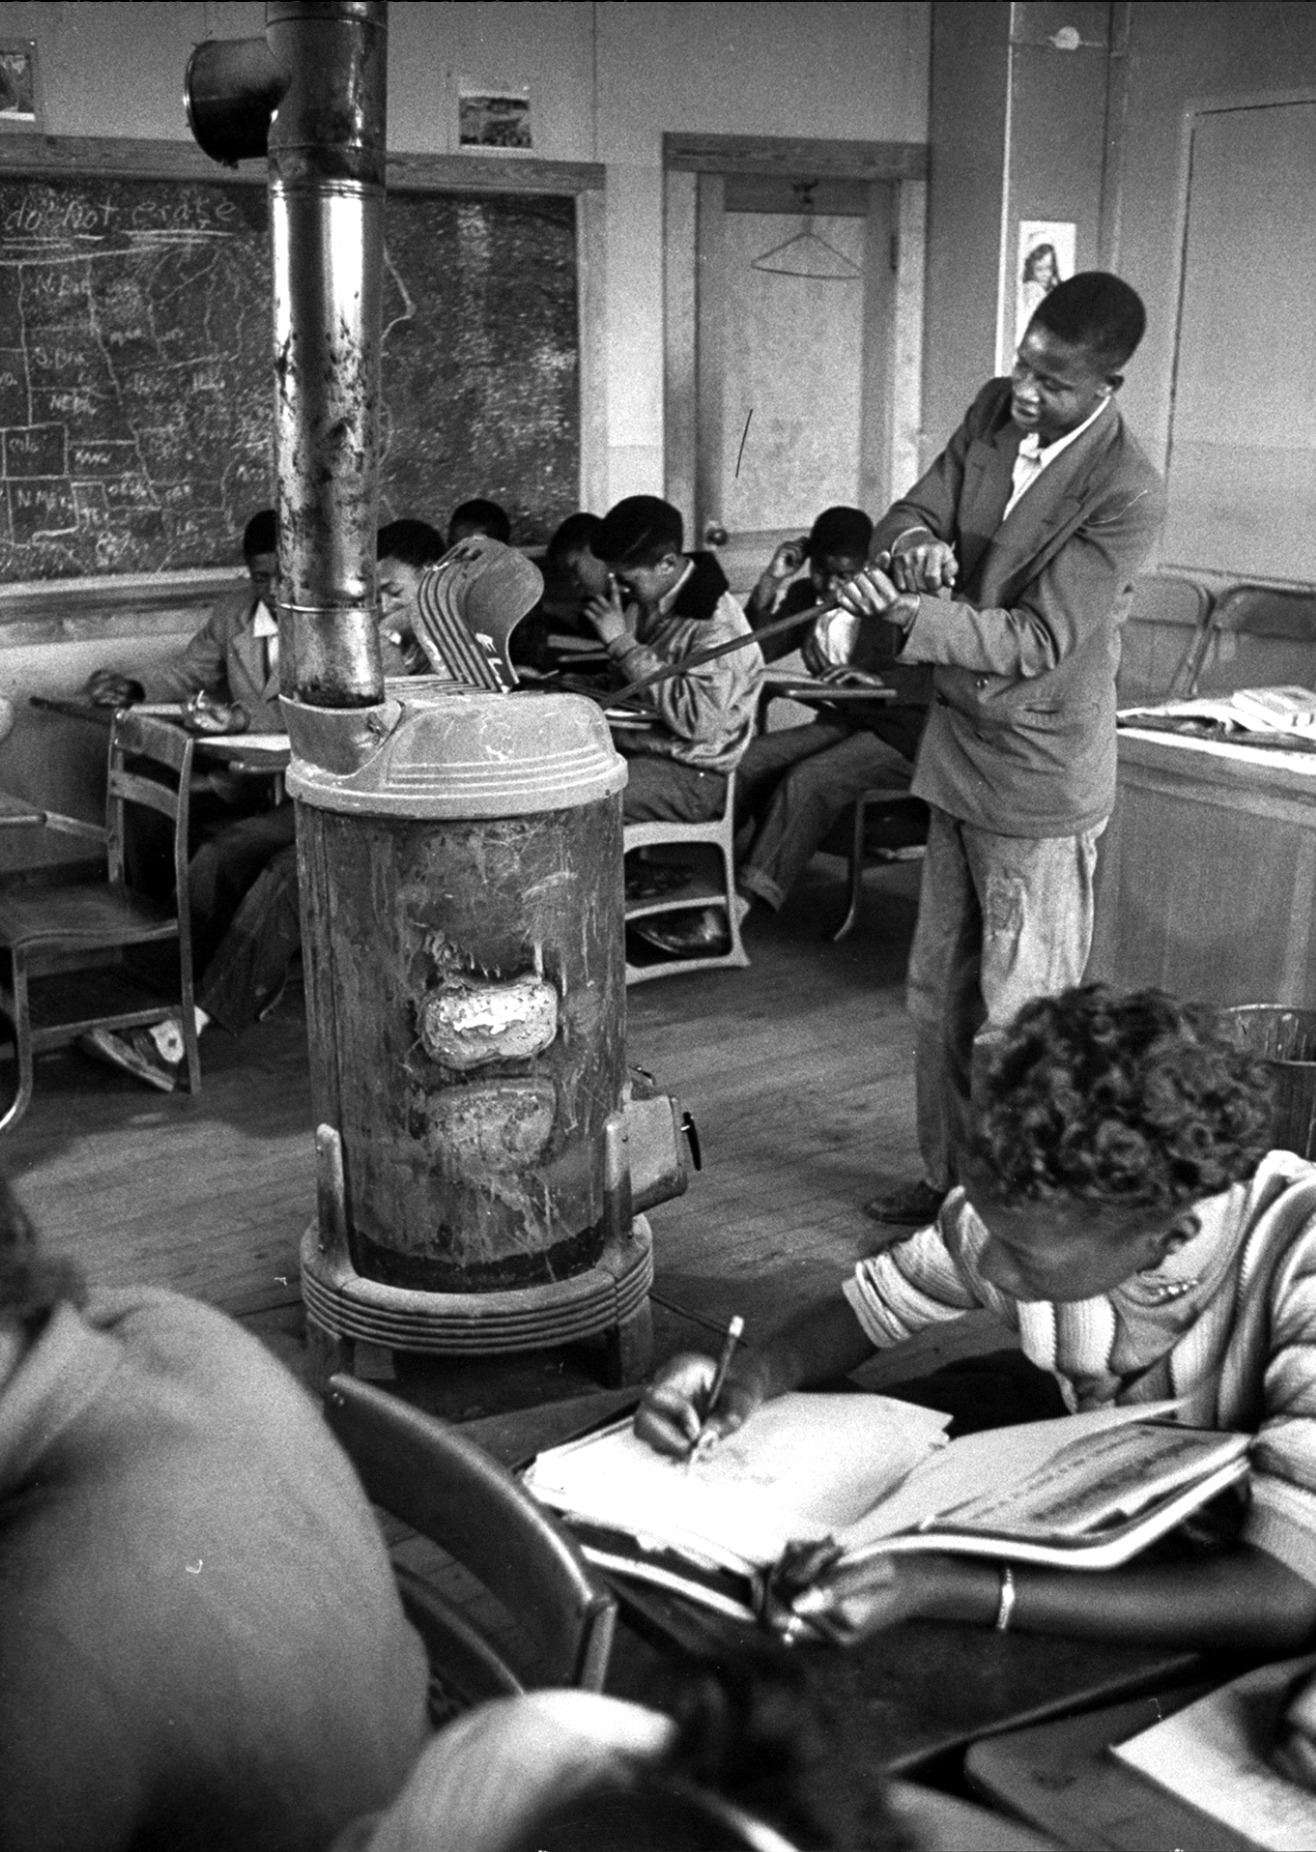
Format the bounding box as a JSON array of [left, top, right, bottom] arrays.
[[749, 181, 862, 282]]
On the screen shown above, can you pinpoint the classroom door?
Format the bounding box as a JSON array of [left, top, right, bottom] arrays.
[[1163, 98, 1316, 584], [686, 172, 898, 595]]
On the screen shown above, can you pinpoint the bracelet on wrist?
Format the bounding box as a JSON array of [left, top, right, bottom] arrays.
[[994, 1562, 1016, 1633]]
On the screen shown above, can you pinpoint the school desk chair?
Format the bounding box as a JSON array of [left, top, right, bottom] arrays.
[[1130, 572, 1215, 701], [827, 787, 929, 942], [0, 709, 202, 1131], [1178, 581, 1316, 700], [623, 769, 751, 982], [325, 1374, 617, 1725]]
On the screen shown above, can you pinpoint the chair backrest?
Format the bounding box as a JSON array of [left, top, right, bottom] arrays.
[[1185, 584, 1316, 697], [324, 1374, 616, 1700], [1129, 574, 1214, 702], [105, 710, 195, 900], [1129, 573, 1212, 631]]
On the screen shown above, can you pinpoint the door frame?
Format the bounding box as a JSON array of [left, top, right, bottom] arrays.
[[1158, 86, 1316, 588], [662, 133, 928, 552]]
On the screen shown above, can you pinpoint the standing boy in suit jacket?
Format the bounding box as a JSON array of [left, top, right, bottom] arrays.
[[837, 273, 1166, 1226]]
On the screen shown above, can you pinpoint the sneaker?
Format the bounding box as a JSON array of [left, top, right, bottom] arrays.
[[148, 1017, 186, 1065], [863, 1178, 948, 1227], [80, 1026, 180, 1093]]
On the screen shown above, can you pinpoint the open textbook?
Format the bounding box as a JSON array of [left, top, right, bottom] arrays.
[[524, 1394, 1251, 1623], [1120, 685, 1316, 738]]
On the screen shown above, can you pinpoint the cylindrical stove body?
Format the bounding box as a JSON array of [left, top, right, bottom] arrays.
[[289, 685, 629, 1292]]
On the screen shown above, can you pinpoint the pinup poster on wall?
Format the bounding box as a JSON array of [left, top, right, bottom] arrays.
[[1016, 221, 1076, 347], [0, 42, 39, 131]]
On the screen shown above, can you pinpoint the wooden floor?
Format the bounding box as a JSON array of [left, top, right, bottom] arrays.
[[3, 848, 1003, 1415]]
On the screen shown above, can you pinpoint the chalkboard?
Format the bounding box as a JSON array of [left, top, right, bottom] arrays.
[[0, 173, 579, 581]]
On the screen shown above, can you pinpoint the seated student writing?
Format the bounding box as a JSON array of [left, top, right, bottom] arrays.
[[376, 516, 449, 675], [448, 495, 512, 548], [486, 511, 610, 683], [81, 509, 298, 1087], [744, 504, 880, 662], [86, 518, 451, 1083], [546, 511, 610, 610], [510, 511, 612, 680], [736, 506, 932, 915], [637, 984, 1316, 1655], [173, 517, 454, 1048], [86, 507, 282, 736], [585, 495, 764, 825]]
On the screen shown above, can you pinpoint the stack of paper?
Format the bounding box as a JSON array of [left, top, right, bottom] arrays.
[[1120, 687, 1316, 737]]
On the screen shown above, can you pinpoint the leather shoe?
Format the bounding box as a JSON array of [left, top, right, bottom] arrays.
[[631, 907, 731, 958], [863, 1178, 948, 1226]]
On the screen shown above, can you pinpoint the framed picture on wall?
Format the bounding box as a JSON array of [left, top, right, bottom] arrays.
[[0, 41, 41, 133], [1016, 221, 1076, 348], [457, 81, 532, 153]]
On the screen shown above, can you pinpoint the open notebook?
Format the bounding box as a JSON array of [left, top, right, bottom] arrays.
[[525, 1394, 1250, 1624]]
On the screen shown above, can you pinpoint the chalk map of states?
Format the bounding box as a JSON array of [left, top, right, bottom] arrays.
[[0, 179, 580, 581], [0, 181, 272, 579]]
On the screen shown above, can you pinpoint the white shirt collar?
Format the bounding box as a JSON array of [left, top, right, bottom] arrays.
[[1018, 391, 1113, 465], [251, 599, 278, 638]]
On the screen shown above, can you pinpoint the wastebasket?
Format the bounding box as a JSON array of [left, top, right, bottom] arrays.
[[1219, 1005, 1316, 1160]]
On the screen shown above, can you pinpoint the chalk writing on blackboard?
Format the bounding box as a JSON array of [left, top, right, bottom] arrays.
[[0, 176, 578, 581]]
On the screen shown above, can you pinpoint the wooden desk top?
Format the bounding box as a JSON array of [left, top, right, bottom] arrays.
[[192, 733, 291, 772], [28, 696, 290, 772], [764, 679, 897, 703], [1118, 725, 1316, 795], [609, 1580, 1200, 1778], [965, 1684, 1261, 1851], [458, 1389, 1202, 1779]]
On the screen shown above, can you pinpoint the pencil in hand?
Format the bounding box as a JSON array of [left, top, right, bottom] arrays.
[[687, 1314, 745, 1468]]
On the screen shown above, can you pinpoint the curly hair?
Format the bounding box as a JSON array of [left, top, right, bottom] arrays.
[[975, 985, 1274, 1209], [506, 1647, 912, 1852]]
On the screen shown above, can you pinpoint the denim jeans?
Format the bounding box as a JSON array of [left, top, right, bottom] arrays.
[[197, 843, 302, 1034], [907, 804, 1104, 1190], [736, 720, 913, 911], [619, 751, 728, 824]]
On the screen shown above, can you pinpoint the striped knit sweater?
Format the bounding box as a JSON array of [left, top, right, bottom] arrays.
[[843, 1152, 1316, 1586]]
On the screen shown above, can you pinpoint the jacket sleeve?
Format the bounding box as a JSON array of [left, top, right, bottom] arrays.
[[608, 598, 763, 749], [870, 381, 1002, 560], [895, 464, 1165, 681], [137, 605, 232, 703], [639, 653, 755, 747]]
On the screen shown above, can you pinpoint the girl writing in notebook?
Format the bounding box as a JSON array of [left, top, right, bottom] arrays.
[[637, 984, 1316, 1654]]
